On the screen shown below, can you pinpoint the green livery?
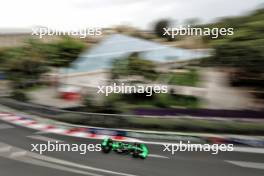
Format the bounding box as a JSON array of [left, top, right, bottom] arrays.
[[101, 137, 149, 159]]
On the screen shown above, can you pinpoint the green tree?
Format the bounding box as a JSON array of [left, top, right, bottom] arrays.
[[127, 53, 157, 80], [202, 7, 264, 88], [111, 53, 157, 80], [5, 55, 48, 89], [47, 37, 86, 67], [1, 37, 86, 98], [154, 19, 170, 38]]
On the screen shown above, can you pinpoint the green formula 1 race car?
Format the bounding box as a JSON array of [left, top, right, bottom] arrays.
[[101, 138, 149, 159]]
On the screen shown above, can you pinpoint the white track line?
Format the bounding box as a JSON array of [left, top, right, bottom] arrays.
[[9, 151, 27, 158], [12, 154, 104, 176], [226, 160, 264, 170], [0, 142, 138, 176], [233, 147, 264, 154], [148, 154, 169, 159], [28, 152, 138, 176], [0, 123, 14, 130], [27, 135, 63, 143], [0, 146, 12, 153]]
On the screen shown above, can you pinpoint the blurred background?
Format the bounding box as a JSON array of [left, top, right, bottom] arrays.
[[0, 1, 264, 176], [0, 0, 264, 134]]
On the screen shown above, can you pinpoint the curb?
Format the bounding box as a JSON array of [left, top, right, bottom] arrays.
[[0, 112, 139, 143], [0, 112, 264, 147]]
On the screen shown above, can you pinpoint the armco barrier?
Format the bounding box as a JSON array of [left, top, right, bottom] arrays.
[[1, 106, 263, 147], [134, 108, 264, 119], [0, 98, 132, 128], [1, 98, 264, 135]]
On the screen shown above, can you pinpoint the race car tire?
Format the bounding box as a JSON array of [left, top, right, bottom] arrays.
[[102, 145, 111, 153], [132, 150, 140, 158], [139, 155, 146, 159]]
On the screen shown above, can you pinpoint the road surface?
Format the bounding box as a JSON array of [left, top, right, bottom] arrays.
[[0, 119, 264, 176]]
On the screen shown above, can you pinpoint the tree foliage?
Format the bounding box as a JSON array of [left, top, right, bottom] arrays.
[[45, 37, 85, 67], [154, 19, 170, 38], [202, 8, 264, 85], [111, 53, 157, 80], [1, 37, 86, 89]]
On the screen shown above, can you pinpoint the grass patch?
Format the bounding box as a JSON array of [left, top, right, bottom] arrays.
[[23, 84, 47, 92], [83, 92, 201, 114], [113, 93, 201, 110], [154, 94, 200, 108], [168, 69, 199, 86], [128, 117, 264, 134]]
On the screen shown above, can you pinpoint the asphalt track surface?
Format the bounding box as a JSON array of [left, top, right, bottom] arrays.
[[0, 120, 264, 176]]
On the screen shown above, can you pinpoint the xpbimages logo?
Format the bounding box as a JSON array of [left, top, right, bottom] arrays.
[[97, 83, 168, 96], [31, 141, 101, 155], [32, 27, 102, 38], [163, 141, 234, 155], [163, 25, 234, 39]]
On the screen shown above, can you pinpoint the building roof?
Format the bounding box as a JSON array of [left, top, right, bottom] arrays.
[[66, 34, 209, 73]]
